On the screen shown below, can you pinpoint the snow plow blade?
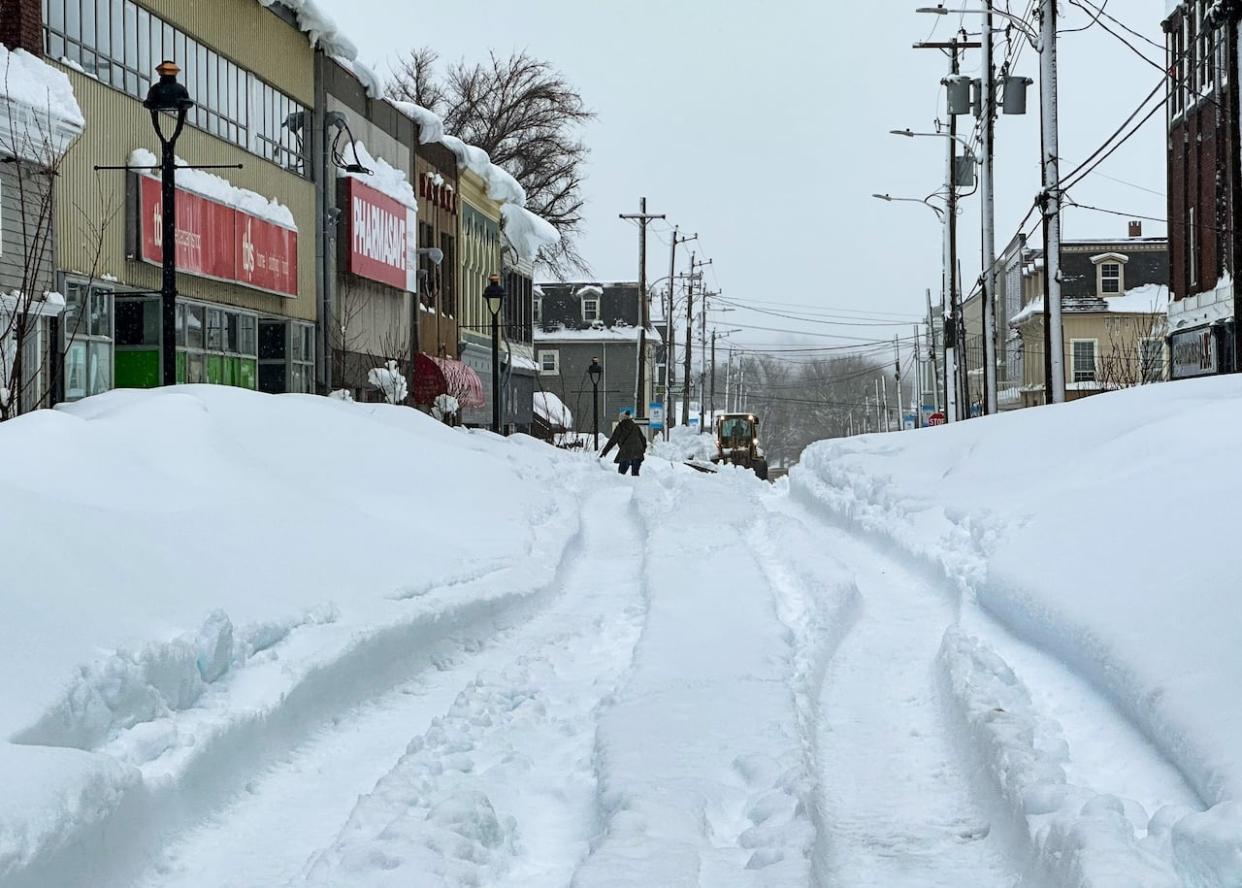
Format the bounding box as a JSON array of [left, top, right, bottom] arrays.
[[684, 459, 719, 474]]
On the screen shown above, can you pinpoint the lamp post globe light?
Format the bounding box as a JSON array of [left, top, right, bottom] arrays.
[[588, 356, 603, 450], [483, 274, 506, 434], [143, 61, 195, 388]]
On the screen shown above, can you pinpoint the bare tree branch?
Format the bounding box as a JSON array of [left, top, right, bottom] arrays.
[[388, 48, 594, 277]]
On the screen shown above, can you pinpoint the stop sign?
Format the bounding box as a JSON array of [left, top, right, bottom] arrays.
[[928, 412, 946, 426]]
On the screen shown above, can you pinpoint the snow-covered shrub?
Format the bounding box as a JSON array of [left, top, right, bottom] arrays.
[[367, 361, 408, 405]]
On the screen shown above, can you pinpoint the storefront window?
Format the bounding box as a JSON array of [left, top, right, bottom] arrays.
[[63, 281, 115, 401]]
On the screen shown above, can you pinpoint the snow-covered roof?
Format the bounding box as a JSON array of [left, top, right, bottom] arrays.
[[129, 148, 297, 229], [533, 391, 572, 428], [0, 45, 84, 161], [574, 285, 604, 299], [336, 140, 417, 210], [331, 55, 382, 98], [256, 0, 357, 58], [501, 204, 560, 263], [1009, 284, 1169, 327], [535, 325, 661, 343], [389, 101, 445, 145]]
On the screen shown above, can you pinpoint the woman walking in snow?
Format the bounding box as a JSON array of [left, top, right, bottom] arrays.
[[600, 409, 648, 476]]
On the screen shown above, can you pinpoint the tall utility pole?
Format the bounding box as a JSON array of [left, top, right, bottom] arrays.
[[665, 229, 697, 429], [682, 253, 696, 427], [916, 37, 977, 421], [925, 289, 941, 413], [685, 256, 711, 428], [1039, 0, 1066, 403], [710, 332, 718, 422], [698, 290, 713, 433], [619, 198, 665, 419], [980, 1, 998, 415], [894, 335, 903, 430]]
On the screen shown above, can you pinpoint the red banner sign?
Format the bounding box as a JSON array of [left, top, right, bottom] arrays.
[[346, 178, 416, 291], [134, 175, 299, 297]]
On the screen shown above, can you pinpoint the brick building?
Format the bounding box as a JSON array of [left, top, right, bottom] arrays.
[[1164, 0, 1242, 379]]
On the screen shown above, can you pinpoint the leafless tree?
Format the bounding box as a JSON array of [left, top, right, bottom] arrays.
[[389, 48, 593, 275], [726, 352, 893, 466], [1098, 314, 1168, 391], [0, 62, 111, 421]]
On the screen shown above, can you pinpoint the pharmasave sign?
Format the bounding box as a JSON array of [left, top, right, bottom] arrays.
[[129, 174, 299, 297], [346, 178, 417, 292]]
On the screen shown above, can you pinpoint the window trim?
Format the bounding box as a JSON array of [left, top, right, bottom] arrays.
[[582, 297, 600, 323], [1091, 252, 1128, 297], [1070, 338, 1099, 385], [1189, 205, 1198, 287], [537, 349, 559, 375]]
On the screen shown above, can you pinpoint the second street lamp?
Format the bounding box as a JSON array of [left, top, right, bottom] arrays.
[[483, 274, 506, 434], [143, 60, 195, 387], [588, 356, 603, 450]]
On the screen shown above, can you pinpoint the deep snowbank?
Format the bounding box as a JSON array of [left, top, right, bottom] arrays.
[[0, 387, 590, 886], [791, 377, 1242, 886]]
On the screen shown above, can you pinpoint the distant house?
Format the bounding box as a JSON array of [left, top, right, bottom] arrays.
[[1007, 233, 1170, 409], [533, 281, 661, 436]]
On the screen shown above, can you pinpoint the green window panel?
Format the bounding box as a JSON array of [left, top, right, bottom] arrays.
[[237, 358, 257, 391], [205, 354, 224, 385], [176, 351, 187, 384], [114, 349, 160, 389]]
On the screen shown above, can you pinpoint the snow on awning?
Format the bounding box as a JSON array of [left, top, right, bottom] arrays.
[[128, 148, 297, 230], [1, 46, 84, 162], [413, 353, 485, 409], [337, 141, 417, 210], [534, 391, 572, 429]]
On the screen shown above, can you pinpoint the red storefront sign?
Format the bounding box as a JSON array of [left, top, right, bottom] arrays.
[[133, 174, 299, 297], [346, 178, 417, 291]]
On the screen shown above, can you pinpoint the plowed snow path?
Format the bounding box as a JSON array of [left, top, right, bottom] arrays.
[[796, 518, 1024, 887], [299, 484, 647, 887], [128, 486, 645, 888]]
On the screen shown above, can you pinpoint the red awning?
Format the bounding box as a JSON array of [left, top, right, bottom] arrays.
[[413, 353, 485, 409], [413, 353, 447, 406]]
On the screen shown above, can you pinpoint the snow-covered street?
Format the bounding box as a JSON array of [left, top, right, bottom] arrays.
[[3, 384, 1242, 887]]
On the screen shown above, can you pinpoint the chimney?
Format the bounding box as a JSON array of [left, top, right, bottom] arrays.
[[1129, 220, 1143, 238], [0, 0, 44, 56]]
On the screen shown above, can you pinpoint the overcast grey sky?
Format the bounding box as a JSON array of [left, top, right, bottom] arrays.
[[322, 0, 1170, 350]]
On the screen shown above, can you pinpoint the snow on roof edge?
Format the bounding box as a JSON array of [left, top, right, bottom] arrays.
[[256, 0, 358, 58]]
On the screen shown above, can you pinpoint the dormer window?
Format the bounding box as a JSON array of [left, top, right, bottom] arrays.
[[582, 297, 600, 323], [1091, 252, 1129, 297], [1101, 263, 1121, 294]]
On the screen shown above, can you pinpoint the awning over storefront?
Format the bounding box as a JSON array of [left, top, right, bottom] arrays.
[[413, 353, 485, 408]]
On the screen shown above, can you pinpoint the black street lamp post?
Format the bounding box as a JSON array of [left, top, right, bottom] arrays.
[[483, 274, 506, 434], [588, 356, 602, 450], [143, 61, 194, 387]]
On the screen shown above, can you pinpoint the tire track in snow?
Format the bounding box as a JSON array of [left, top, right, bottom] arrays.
[[295, 485, 647, 887], [111, 486, 614, 888], [771, 502, 1029, 888]]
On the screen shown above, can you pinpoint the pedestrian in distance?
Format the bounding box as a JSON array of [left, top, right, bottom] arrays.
[[600, 408, 648, 476]]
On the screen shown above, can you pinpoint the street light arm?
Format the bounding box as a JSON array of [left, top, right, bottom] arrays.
[[915, 6, 1039, 47], [890, 128, 975, 156], [872, 192, 946, 220]]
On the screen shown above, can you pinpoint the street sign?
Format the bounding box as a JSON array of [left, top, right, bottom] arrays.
[[649, 403, 665, 431], [928, 412, 947, 426]]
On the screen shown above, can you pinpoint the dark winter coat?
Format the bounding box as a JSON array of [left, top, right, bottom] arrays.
[[601, 417, 648, 463]]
